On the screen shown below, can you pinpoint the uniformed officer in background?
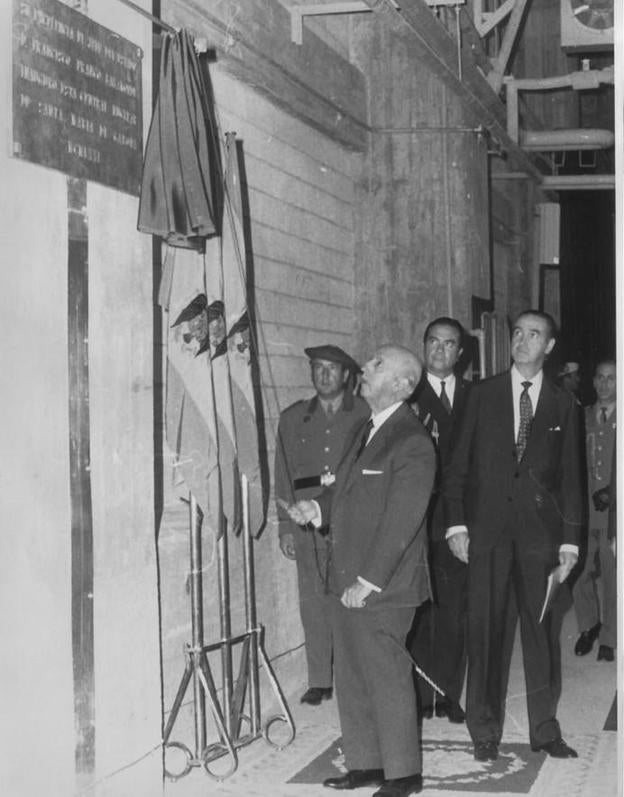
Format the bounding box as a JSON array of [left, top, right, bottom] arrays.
[[573, 358, 617, 662], [275, 344, 369, 705]]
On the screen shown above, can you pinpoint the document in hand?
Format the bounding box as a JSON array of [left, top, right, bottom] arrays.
[[539, 568, 561, 623]]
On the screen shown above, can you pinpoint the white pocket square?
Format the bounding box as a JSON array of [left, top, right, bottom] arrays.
[[548, 426, 561, 432], [362, 469, 383, 475]]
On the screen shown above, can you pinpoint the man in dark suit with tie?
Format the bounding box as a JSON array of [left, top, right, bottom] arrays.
[[410, 317, 471, 723], [443, 310, 582, 762], [286, 345, 435, 797]]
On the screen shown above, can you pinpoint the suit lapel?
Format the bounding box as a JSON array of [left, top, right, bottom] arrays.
[[341, 403, 405, 492], [453, 379, 469, 417], [499, 373, 516, 451]]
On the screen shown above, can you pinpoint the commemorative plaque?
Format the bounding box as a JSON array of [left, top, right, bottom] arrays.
[[12, 0, 143, 195]]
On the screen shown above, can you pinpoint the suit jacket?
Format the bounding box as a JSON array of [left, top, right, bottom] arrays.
[[443, 371, 583, 554], [412, 375, 471, 541], [317, 403, 436, 609]]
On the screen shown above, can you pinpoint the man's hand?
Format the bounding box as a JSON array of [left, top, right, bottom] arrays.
[[279, 499, 319, 526], [557, 550, 578, 583], [279, 531, 296, 560], [448, 531, 469, 563], [341, 581, 373, 609], [592, 487, 610, 512]]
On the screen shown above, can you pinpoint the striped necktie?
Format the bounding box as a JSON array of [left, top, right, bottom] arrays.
[[516, 381, 533, 462]]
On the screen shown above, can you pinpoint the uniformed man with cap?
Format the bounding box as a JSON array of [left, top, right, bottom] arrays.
[[275, 344, 369, 705], [557, 361, 581, 403]]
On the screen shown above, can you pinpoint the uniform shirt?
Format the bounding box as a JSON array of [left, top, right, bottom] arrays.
[[586, 402, 616, 531], [274, 390, 369, 537]]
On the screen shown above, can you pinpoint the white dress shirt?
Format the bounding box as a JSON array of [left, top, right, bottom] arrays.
[[427, 371, 456, 407], [510, 364, 542, 441]]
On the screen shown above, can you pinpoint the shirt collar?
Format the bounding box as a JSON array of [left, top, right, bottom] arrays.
[[597, 401, 616, 419], [371, 401, 403, 429], [511, 364, 543, 393], [426, 372, 456, 391], [319, 394, 344, 415]]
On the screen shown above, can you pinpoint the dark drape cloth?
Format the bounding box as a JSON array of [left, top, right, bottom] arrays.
[[558, 191, 615, 402], [138, 29, 222, 250]]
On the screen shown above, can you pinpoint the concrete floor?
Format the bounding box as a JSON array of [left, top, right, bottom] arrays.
[[164, 607, 619, 797]]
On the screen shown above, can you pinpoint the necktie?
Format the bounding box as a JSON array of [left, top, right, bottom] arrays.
[[355, 419, 374, 459], [326, 402, 334, 419], [600, 407, 608, 424], [439, 380, 452, 414], [516, 381, 533, 462]]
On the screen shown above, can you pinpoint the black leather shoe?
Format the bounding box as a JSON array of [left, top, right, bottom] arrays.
[[373, 774, 423, 796], [420, 704, 433, 719], [597, 645, 614, 662], [435, 700, 465, 723], [574, 622, 601, 655], [532, 738, 578, 758], [474, 741, 499, 761], [300, 687, 333, 705], [324, 769, 385, 790]]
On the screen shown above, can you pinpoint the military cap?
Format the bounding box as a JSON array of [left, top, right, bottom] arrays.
[[304, 344, 361, 373], [559, 361, 579, 377]]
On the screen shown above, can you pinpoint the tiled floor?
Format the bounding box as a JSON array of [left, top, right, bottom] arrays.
[[164, 608, 619, 796]]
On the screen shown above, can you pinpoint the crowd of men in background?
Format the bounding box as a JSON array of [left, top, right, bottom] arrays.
[[275, 312, 616, 797]]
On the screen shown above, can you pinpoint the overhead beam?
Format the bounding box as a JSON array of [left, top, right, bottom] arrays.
[[290, 2, 372, 46], [487, 0, 532, 95], [169, 0, 369, 151], [475, 0, 514, 37]]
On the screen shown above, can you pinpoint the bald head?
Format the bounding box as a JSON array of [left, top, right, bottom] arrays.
[[360, 345, 423, 413]]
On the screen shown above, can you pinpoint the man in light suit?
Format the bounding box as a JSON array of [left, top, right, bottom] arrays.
[[287, 345, 435, 797], [410, 317, 471, 723], [443, 310, 582, 762]]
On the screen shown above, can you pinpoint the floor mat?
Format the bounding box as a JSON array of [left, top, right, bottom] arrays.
[[603, 692, 617, 731], [288, 737, 546, 792]]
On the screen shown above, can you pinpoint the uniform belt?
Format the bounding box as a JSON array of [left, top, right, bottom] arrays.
[[293, 475, 322, 490], [293, 473, 335, 490]]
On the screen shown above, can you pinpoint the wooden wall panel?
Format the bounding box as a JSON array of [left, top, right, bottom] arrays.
[[156, 59, 363, 718]]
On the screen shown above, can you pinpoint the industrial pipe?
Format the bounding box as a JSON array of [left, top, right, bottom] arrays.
[[541, 174, 615, 191], [520, 129, 615, 152]]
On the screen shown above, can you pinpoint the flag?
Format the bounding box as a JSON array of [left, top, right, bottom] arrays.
[[219, 133, 266, 537], [138, 29, 222, 250], [204, 239, 239, 534], [160, 245, 222, 530]]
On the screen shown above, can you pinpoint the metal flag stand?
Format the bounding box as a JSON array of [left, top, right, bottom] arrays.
[[162, 476, 295, 781]]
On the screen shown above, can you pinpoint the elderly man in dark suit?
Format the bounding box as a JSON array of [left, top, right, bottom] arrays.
[[410, 317, 471, 723], [287, 345, 435, 797], [443, 310, 582, 762]]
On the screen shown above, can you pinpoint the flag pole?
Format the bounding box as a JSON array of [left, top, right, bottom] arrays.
[[241, 474, 296, 748], [189, 493, 207, 753], [241, 474, 260, 734], [217, 510, 234, 736]]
